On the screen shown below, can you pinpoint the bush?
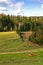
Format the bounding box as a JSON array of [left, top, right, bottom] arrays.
[[29, 29, 43, 45]]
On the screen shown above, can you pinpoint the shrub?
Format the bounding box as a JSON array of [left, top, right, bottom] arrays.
[[29, 29, 43, 45]]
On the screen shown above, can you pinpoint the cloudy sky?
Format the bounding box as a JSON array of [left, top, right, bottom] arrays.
[[0, 0, 43, 16]]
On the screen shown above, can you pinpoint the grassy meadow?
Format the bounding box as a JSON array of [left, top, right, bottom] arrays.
[[0, 31, 43, 65], [0, 31, 40, 52]]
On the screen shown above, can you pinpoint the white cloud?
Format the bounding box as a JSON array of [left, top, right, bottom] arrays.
[[8, 1, 24, 15], [8, 2, 24, 15], [0, 0, 24, 15], [14, 1, 24, 14], [0, 7, 6, 11], [41, 4, 43, 9], [0, 0, 9, 5], [14, 1, 24, 8], [0, 0, 14, 8], [0, 0, 8, 3]]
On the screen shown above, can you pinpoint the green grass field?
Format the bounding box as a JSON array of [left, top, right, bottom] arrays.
[[0, 31, 40, 52], [0, 51, 43, 65], [0, 31, 43, 65]]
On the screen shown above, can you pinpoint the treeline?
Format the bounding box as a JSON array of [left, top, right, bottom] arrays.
[[0, 14, 43, 45], [0, 14, 43, 32]]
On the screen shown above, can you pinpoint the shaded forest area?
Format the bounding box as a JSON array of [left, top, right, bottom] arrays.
[[0, 14, 43, 45]]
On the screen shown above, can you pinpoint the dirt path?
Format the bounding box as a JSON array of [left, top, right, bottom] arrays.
[[0, 48, 43, 54]]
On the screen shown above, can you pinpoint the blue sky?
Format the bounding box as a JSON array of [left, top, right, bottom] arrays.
[[0, 0, 43, 16]]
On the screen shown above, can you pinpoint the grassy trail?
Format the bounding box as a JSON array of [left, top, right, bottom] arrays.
[[0, 51, 43, 65], [0, 48, 43, 54]]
